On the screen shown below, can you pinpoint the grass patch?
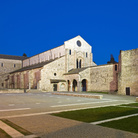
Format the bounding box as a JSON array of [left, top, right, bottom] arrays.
[[52, 106, 138, 123], [86, 91, 109, 94], [120, 103, 138, 107], [100, 115, 138, 134], [1, 119, 32, 136], [0, 128, 12, 138]]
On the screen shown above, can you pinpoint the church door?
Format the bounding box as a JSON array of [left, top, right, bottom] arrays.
[[126, 87, 130, 95], [53, 84, 57, 91]]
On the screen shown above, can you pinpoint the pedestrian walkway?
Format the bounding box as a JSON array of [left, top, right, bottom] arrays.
[[8, 114, 138, 138], [0, 120, 37, 138], [0, 120, 24, 138], [91, 113, 138, 125]]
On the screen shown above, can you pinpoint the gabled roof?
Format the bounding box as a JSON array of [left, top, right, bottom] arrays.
[[10, 56, 63, 74], [64, 67, 88, 75], [0, 54, 28, 60]]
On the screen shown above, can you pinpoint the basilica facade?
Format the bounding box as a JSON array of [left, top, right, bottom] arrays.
[[0, 36, 137, 96]]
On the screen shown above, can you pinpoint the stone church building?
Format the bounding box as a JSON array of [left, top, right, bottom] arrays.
[[0, 36, 138, 96]]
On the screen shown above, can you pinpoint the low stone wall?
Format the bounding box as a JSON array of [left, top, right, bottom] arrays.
[[0, 89, 24, 93], [52, 92, 103, 99]]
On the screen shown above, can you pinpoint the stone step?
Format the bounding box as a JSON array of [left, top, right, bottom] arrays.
[[52, 92, 103, 99]]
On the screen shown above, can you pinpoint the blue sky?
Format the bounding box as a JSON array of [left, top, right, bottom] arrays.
[[0, 0, 138, 65]]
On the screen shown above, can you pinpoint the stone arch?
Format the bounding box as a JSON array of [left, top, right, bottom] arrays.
[[60, 83, 65, 91], [82, 79, 87, 91], [73, 79, 77, 92]]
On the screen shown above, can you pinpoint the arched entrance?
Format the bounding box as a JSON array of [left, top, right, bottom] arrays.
[[73, 79, 77, 92], [82, 79, 87, 91], [67, 80, 70, 91]]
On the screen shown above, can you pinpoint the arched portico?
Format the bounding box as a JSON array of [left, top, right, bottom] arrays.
[[73, 79, 77, 92], [82, 79, 87, 91]]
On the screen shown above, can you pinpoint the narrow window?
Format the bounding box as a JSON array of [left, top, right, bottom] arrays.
[[79, 60, 81, 68], [14, 64, 16, 68], [115, 65, 117, 71], [1, 83, 4, 87], [54, 73, 56, 76], [86, 52, 88, 57], [1, 63, 3, 67], [69, 50, 71, 55], [76, 59, 78, 68]]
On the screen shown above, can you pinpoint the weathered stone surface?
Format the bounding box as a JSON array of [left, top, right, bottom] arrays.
[[89, 64, 118, 92], [118, 48, 138, 96], [52, 92, 103, 99], [0, 58, 22, 88]]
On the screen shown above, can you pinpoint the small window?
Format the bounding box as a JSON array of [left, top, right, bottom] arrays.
[[86, 52, 88, 57], [14, 64, 16, 68], [115, 65, 117, 71], [1, 83, 4, 87], [69, 50, 71, 55], [1, 63, 3, 67], [54, 73, 56, 76]]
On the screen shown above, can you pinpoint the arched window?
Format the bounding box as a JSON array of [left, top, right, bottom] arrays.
[[79, 59, 81, 68], [76, 59, 78, 68], [69, 50, 71, 55], [86, 52, 88, 57]]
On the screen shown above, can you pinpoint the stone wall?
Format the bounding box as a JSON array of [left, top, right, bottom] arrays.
[[41, 56, 66, 91], [23, 45, 65, 67], [89, 64, 118, 92], [0, 59, 22, 88], [118, 48, 138, 96], [64, 35, 94, 72]]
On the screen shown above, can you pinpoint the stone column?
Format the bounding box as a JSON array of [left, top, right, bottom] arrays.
[[70, 82, 73, 92]]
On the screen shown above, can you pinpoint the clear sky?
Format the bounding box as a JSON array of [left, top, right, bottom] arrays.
[[0, 0, 138, 65]]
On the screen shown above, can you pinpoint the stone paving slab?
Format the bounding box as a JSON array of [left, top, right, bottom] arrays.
[[0, 120, 24, 138]]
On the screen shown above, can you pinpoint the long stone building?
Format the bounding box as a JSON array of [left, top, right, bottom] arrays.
[[0, 54, 27, 89], [0, 36, 138, 96]]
